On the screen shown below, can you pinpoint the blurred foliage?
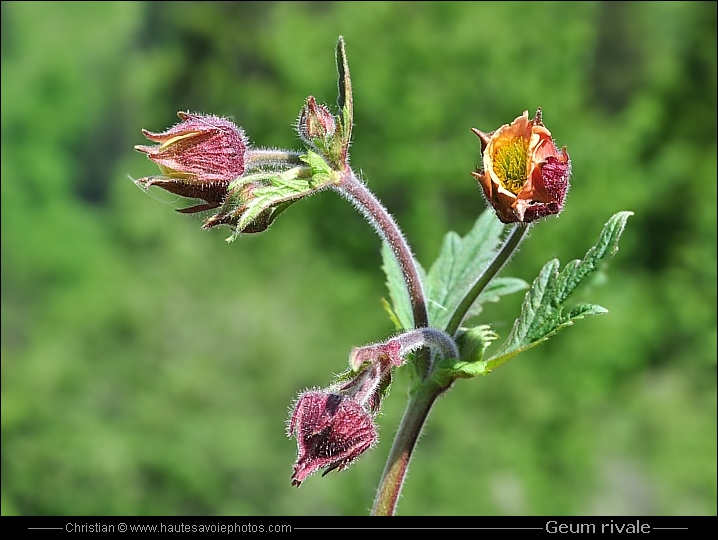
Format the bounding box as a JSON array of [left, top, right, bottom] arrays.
[[1, 1, 715, 516]]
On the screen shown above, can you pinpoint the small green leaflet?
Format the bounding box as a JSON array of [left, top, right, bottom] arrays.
[[485, 211, 633, 371], [430, 325, 498, 387]]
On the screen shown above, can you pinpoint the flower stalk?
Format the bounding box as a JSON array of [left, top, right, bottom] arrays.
[[335, 169, 432, 377], [445, 222, 531, 336]]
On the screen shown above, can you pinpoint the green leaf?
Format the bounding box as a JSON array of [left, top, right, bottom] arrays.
[[456, 324, 499, 364], [425, 210, 517, 329], [485, 211, 633, 370], [381, 241, 422, 330], [380, 210, 529, 331]]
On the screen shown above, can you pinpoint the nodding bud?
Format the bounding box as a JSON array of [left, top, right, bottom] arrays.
[[287, 328, 459, 486], [297, 96, 337, 147], [288, 390, 378, 487], [134, 111, 249, 214], [472, 108, 571, 224]]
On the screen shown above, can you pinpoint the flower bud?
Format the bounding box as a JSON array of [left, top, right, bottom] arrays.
[[297, 96, 336, 147], [288, 390, 378, 487], [471, 109, 570, 224], [134, 111, 248, 214], [288, 351, 397, 486], [286, 328, 459, 486]]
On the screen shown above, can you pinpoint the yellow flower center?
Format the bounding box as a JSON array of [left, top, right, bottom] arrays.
[[491, 137, 528, 194]]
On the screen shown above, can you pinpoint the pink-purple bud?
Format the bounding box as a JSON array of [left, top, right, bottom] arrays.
[[134, 111, 249, 214], [297, 96, 337, 146], [288, 391, 377, 487], [137, 111, 248, 183], [287, 328, 459, 486]]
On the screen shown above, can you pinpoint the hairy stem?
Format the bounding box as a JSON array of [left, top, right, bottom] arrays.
[[392, 327, 459, 360], [245, 149, 304, 168], [445, 223, 531, 336], [371, 381, 444, 516], [335, 170, 431, 375]]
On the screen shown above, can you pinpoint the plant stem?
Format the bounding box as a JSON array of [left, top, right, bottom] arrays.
[[245, 149, 304, 168], [393, 327, 459, 360], [336, 170, 431, 375], [371, 380, 444, 516], [445, 223, 531, 336]]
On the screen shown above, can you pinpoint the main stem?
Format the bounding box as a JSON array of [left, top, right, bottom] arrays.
[[336, 170, 430, 375], [371, 382, 444, 516]]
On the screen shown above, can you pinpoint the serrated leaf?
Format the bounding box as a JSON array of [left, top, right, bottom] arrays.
[[568, 303, 609, 319], [424, 210, 511, 329], [485, 211, 633, 370], [381, 241, 422, 330]]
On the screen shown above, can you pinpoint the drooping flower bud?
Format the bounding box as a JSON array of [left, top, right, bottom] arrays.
[[287, 352, 391, 486], [288, 390, 378, 487], [471, 109, 570, 224], [287, 328, 459, 486], [350, 328, 459, 371], [134, 111, 248, 214]]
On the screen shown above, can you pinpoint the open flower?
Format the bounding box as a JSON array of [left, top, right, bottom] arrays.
[[134, 111, 248, 214], [472, 108, 570, 224]]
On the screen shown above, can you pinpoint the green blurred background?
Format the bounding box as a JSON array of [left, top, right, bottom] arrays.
[[2, 1, 716, 516]]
